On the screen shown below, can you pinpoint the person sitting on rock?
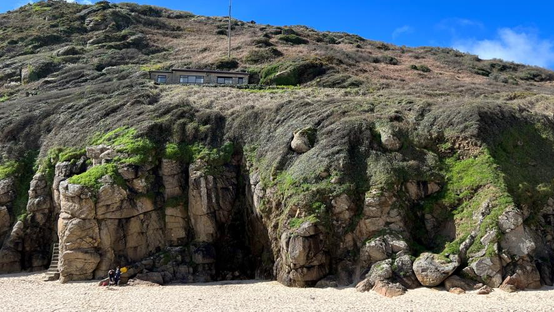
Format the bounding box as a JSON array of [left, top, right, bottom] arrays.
[[115, 267, 121, 286], [108, 270, 115, 286]]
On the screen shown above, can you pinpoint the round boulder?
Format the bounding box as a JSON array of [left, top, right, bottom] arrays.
[[413, 252, 458, 287]]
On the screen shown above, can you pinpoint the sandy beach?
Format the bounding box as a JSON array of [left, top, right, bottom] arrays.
[[0, 272, 553, 312]]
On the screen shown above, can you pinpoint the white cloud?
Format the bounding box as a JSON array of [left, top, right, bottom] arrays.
[[392, 25, 414, 39], [454, 28, 554, 68]]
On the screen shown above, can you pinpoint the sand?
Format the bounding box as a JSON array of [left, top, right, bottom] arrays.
[[1, 272, 553, 312]]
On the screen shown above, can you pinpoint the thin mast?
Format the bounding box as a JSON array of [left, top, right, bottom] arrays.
[[228, 0, 232, 58]]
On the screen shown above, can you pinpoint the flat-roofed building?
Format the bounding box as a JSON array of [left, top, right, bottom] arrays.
[[149, 68, 249, 85]]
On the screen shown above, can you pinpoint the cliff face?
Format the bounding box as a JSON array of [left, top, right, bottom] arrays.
[[1, 0, 554, 293]]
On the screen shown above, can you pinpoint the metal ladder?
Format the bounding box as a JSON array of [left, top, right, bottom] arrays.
[[44, 243, 60, 281]]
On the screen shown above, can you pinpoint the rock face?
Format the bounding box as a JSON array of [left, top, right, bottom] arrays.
[[277, 221, 329, 287], [2, 0, 554, 293], [0, 173, 55, 273], [413, 253, 458, 287]]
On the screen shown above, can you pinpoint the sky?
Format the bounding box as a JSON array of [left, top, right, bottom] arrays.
[[3, 0, 554, 69]]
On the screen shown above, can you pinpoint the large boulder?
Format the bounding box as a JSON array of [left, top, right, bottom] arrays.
[[290, 128, 315, 153], [356, 259, 393, 292], [500, 225, 536, 257], [379, 126, 402, 151], [413, 253, 458, 287], [504, 260, 542, 289], [59, 218, 100, 251], [59, 249, 101, 283], [468, 256, 503, 288], [373, 280, 407, 298], [393, 255, 420, 289]]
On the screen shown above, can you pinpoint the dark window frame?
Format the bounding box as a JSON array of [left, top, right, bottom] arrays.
[[157, 75, 167, 83], [180, 75, 205, 84], [217, 76, 233, 84], [237, 77, 244, 84]]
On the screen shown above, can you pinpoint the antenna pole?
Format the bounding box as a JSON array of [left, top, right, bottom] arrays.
[[228, 0, 232, 58]]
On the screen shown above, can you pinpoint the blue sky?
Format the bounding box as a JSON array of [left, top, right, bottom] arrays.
[[3, 0, 554, 69]]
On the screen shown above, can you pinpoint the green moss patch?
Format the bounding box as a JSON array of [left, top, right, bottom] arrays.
[[420, 151, 513, 258], [91, 127, 156, 166], [0, 161, 20, 180], [289, 215, 319, 229], [68, 164, 125, 191]]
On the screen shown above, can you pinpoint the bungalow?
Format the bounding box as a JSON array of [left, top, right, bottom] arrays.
[[149, 68, 249, 85]]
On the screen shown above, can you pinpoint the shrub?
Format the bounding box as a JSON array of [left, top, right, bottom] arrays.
[[259, 58, 325, 86], [0, 161, 19, 180], [252, 37, 273, 47], [244, 48, 283, 64], [25, 60, 59, 83], [278, 34, 308, 45], [164, 143, 192, 162], [369, 55, 399, 65], [27, 34, 63, 48], [215, 29, 227, 36], [410, 64, 431, 73], [214, 58, 239, 70], [518, 69, 554, 82]]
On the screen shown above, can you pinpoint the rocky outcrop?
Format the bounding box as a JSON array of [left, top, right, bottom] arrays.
[[290, 127, 316, 154], [188, 160, 238, 243], [0, 178, 15, 206], [0, 172, 55, 273], [277, 221, 329, 287], [413, 253, 458, 287]]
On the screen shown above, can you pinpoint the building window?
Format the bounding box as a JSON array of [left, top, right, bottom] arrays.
[[157, 75, 167, 83], [217, 77, 233, 84], [237, 77, 244, 84], [180, 75, 205, 84]]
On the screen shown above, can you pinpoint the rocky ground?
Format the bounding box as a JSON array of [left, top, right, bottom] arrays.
[[0, 272, 553, 312]]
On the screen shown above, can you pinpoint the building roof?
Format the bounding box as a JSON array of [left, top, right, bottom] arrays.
[[150, 68, 249, 76]]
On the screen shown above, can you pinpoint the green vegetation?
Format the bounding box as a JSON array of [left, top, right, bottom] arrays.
[[278, 34, 308, 45], [489, 122, 554, 208], [163, 143, 192, 162], [0, 161, 20, 180], [214, 58, 239, 70], [259, 59, 325, 86], [36, 147, 86, 185], [31, 3, 52, 12], [252, 37, 273, 47], [420, 151, 513, 258], [289, 215, 319, 229], [68, 163, 125, 191], [369, 55, 399, 65], [91, 127, 156, 166], [191, 142, 234, 167], [0, 95, 9, 103], [1, 152, 38, 221]]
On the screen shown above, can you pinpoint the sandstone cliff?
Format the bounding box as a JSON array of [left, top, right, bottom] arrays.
[[1, 0, 554, 295]]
